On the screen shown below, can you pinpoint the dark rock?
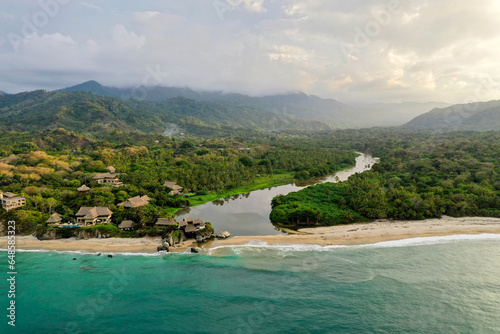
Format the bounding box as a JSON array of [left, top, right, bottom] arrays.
[[107, 254, 113, 258], [72, 258, 77, 260], [157, 245, 169, 252], [190, 247, 199, 253]]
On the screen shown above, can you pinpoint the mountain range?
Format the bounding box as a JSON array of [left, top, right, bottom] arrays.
[[59, 81, 450, 128], [0, 90, 331, 136], [404, 100, 500, 131], [2, 81, 498, 135]]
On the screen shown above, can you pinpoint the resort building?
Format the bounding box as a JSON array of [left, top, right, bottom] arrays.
[[179, 217, 206, 235], [46, 213, 62, 227], [75, 207, 113, 226], [118, 220, 134, 231], [77, 185, 91, 193], [164, 181, 183, 195], [117, 195, 151, 208], [106, 166, 116, 173], [93, 173, 123, 187], [0, 191, 26, 211], [155, 218, 177, 227]]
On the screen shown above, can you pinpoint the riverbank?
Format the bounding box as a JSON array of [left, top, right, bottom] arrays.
[[163, 173, 297, 215], [207, 216, 500, 248], [184, 173, 295, 207], [3, 216, 500, 254], [171, 161, 357, 214]]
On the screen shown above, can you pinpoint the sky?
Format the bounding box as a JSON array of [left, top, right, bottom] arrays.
[[1, 0, 500, 103]]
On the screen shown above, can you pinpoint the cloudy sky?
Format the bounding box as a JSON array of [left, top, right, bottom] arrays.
[[1, 0, 500, 103]]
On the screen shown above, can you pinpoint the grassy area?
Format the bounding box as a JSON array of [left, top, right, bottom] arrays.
[[173, 173, 296, 213]]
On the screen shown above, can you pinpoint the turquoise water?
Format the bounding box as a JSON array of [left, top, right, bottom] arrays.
[[2, 235, 500, 334]]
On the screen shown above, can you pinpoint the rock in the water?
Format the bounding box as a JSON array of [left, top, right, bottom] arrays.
[[216, 231, 231, 239], [107, 254, 113, 258], [190, 247, 199, 253]]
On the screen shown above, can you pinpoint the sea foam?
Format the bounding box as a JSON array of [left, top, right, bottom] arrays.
[[207, 233, 500, 254]]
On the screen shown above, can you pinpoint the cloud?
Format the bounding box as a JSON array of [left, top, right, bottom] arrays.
[[80, 2, 101, 10], [110, 24, 146, 49], [242, 0, 267, 13], [1, 0, 500, 103]]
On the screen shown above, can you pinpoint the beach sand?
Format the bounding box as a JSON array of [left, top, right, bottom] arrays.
[[207, 216, 500, 248], [2, 216, 500, 254], [0, 235, 197, 254]]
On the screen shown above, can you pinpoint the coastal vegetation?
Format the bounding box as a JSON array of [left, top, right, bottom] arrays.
[[2, 90, 500, 235], [0, 128, 355, 235], [271, 131, 500, 226]]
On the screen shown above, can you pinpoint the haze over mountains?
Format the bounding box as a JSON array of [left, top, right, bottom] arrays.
[[2, 80, 499, 134], [0, 90, 330, 136], [404, 100, 500, 131], [59, 81, 450, 128]]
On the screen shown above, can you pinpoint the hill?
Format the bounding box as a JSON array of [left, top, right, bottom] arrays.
[[404, 100, 500, 131], [60, 81, 448, 128], [0, 90, 331, 136]]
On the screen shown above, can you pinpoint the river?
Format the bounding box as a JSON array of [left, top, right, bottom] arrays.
[[175, 153, 378, 236]]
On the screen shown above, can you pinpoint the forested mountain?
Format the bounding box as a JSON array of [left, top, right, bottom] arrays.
[[0, 90, 331, 136], [60, 81, 448, 128], [404, 100, 500, 131]]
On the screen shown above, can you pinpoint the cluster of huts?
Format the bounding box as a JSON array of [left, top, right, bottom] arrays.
[[47, 206, 206, 236], [118, 217, 206, 236], [3, 163, 195, 234]]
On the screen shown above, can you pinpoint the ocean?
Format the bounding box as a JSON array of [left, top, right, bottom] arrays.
[[2, 235, 500, 334]]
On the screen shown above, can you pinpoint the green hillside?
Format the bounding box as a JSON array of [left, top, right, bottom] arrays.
[[404, 100, 500, 131], [0, 90, 331, 136], [60, 81, 448, 128]]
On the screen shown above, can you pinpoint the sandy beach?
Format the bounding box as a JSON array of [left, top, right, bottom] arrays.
[[208, 216, 500, 248], [2, 216, 500, 254], [0, 235, 197, 254]]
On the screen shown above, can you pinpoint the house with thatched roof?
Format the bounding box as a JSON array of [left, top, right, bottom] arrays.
[[0, 191, 26, 211], [93, 173, 123, 187], [75, 207, 113, 226], [46, 213, 62, 227], [117, 195, 151, 208], [178, 217, 193, 228], [164, 181, 183, 195], [77, 184, 91, 193], [185, 224, 198, 233], [155, 218, 177, 227], [106, 166, 116, 173], [179, 217, 206, 235], [118, 220, 134, 231]]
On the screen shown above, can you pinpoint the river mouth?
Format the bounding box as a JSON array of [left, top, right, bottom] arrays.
[[175, 153, 378, 237]]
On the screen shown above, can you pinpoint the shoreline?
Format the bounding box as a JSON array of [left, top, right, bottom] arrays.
[[0, 236, 197, 254], [1, 216, 500, 254], [208, 216, 500, 248]]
